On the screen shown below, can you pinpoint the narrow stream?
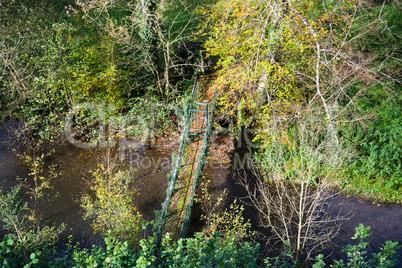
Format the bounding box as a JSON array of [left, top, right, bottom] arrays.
[[1, 122, 401, 262]]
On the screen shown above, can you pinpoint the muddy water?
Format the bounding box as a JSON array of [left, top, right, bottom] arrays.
[[325, 194, 402, 259], [0, 122, 174, 246], [191, 156, 402, 261], [1, 122, 402, 261]]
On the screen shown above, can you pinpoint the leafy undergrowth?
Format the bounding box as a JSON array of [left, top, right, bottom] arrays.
[[342, 177, 402, 204], [330, 174, 402, 204], [338, 99, 402, 204]]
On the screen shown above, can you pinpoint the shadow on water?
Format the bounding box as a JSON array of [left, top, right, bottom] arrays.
[[189, 146, 402, 263], [325, 194, 402, 260]]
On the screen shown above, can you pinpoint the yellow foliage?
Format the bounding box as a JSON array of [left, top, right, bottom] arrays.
[[81, 166, 143, 245], [202, 0, 357, 146]]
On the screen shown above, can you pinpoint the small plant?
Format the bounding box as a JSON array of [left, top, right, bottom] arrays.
[[0, 186, 65, 266], [81, 166, 144, 245], [196, 182, 255, 247], [8, 125, 60, 216], [330, 224, 401, 268]]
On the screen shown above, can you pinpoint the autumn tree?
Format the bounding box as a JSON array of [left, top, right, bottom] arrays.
[[201, 0, 401, 262], [202, 0, 400, 144]]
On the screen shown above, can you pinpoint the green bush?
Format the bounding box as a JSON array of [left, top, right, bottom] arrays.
[[136, 232, 260, 268], [72, 236, 137, 268], [266, 224, 400, 268], [350, 99, 402, 190], [329, 224, 400, 268]]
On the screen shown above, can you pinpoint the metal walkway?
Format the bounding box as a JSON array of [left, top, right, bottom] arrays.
[[155, 76, 216, 247]]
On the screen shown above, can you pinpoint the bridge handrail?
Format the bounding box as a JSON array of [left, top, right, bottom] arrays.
[[179, 90, 217, 238], [155, 76, 200, 247]]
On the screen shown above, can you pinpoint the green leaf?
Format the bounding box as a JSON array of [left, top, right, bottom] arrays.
[[6, 236, 13, 246]]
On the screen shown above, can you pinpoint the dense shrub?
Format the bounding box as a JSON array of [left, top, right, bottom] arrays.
[[350, 99, 402, 190]]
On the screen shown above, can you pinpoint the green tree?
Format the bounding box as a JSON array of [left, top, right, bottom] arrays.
[[81, 166, 144, 245]]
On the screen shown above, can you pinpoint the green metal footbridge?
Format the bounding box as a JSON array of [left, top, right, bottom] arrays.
[[155, 76, 217, 246]]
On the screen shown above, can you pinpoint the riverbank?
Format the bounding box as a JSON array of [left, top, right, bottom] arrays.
[[185, 133, 402, 262], [190, 150, 402, 263], [335, 176, 402, 205], [1, 121, 401, 263]]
